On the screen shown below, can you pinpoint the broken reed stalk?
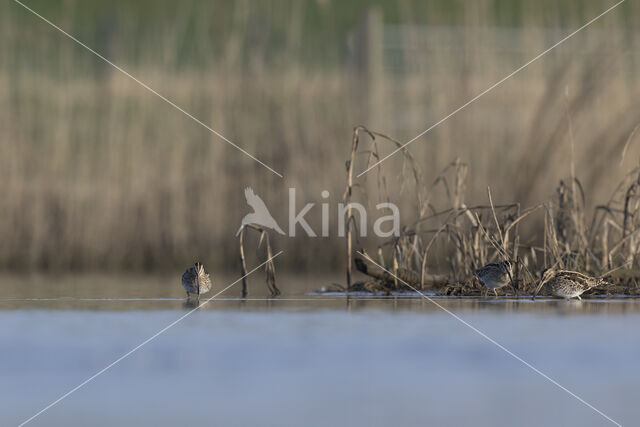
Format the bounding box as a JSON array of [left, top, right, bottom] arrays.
[[487, 186, 505, 253], [473, 212, 509, 261], [366, 130, 425, 218], [239, 227, 248, 297], [344, 127, 365, 293], [238, 224, 281, 297], [344, 125, 427, 291], [420, 220, 450, 288]]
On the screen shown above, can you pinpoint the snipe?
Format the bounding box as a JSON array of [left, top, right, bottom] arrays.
[[181, 262, 212, 298], [473, 261, 515, 296], [533, 269, 606, 300]]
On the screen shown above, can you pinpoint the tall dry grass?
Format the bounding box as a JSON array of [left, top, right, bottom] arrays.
[[1, 0, 640, 273]]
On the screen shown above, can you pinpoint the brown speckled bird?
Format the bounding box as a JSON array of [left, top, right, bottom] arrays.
[[181, 262, 212, 298], [473, 261, 515, 296], [533, 269, 606, 300]]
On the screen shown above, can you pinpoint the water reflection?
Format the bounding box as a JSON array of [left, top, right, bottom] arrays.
[[2, 275, 640, 426], [1, 273, 639, 314]]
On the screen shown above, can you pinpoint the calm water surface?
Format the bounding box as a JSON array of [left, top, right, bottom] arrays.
[[1, 274, 639, 426]]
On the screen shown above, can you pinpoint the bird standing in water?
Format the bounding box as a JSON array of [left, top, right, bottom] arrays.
[[533, 268, 606, 300], [181, 262, 212, 299], [473, 260, 515, 296]]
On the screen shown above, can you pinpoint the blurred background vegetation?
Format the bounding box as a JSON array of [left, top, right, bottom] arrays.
[[1, 0, 639, 273]]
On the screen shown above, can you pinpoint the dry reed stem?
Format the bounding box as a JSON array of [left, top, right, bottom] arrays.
[[238, 224, 280, 298]]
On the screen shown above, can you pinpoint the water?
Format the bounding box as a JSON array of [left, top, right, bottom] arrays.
[[1, 274, 639, 426]]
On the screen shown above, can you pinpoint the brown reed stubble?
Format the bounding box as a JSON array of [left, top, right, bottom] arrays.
[[2, 1, 640, 273], [238, 224, 280, 297], [348, 122, 640, 295]]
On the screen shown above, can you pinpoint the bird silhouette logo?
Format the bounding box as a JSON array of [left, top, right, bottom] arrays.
[[236, 187, 285, 236]]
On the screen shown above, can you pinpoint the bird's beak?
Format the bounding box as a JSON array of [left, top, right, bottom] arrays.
[[532, 282, 544, 300], [506, 270, 517, 297]]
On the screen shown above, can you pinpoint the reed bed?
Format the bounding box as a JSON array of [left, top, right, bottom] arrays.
[[345, 124, 640, 296], [1, 0, 640, 276]]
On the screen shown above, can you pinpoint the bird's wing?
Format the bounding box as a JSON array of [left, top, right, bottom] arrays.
[[557, 271, 592, 288], [244, 187, 255, 202], [245, 187, 270, 213]]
